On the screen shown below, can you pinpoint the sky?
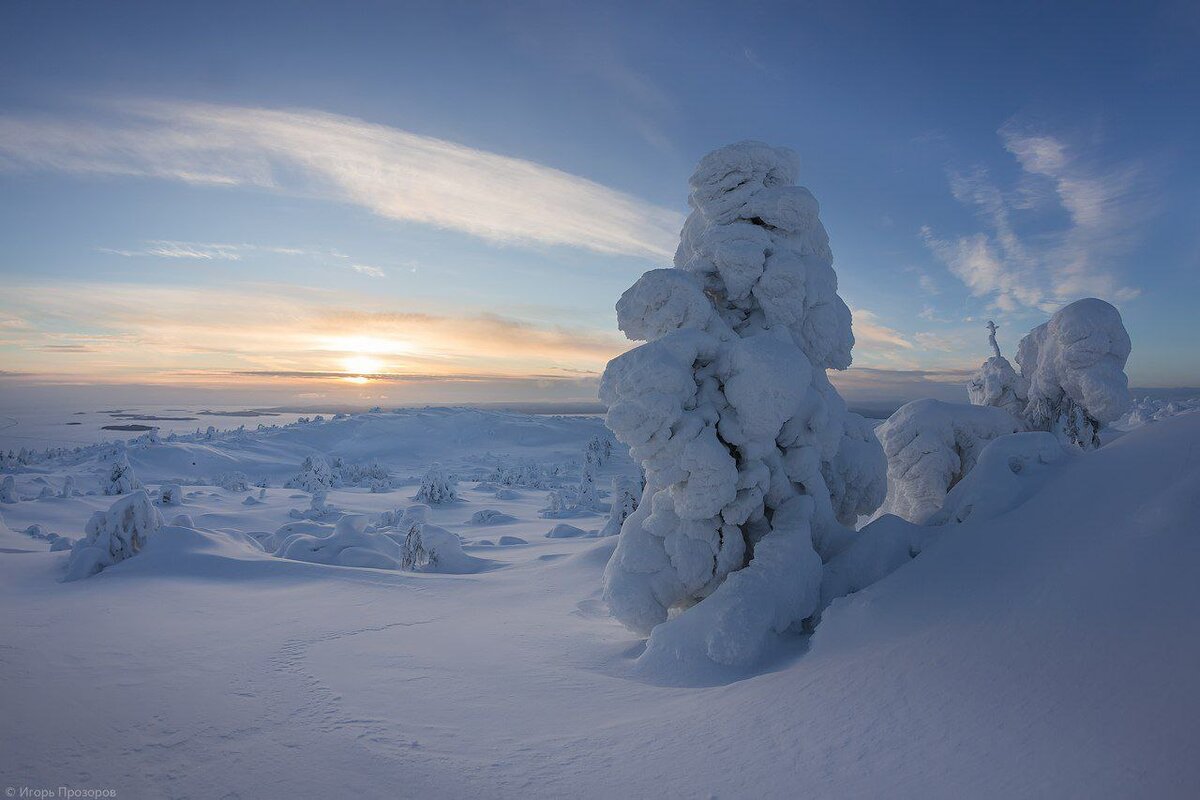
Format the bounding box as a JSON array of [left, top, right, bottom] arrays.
[[1, 0, 1197, 410]]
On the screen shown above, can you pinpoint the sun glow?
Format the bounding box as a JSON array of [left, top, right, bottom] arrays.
[[342, 354, 384, 375]]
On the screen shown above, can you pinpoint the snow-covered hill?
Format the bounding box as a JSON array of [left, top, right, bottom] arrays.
[[1, 408, 1198, 797]]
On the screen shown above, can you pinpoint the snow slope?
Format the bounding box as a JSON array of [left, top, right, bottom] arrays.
[[1, 409, 1198, 798]]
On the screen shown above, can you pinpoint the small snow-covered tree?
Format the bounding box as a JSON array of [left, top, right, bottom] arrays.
[[601, 476, 640, 537], [601, 142, 887, 667], [65, 489, 163, 580], [967, 321, 1028, 417], [575, 450, 600, 511], [414, 463, 457, 504], [60, 475, 76, 499], [1, 475, 16, 503], [102, 456, 140, 496], [285, 456, 335, 492], [159, 483, 183, 506], [1016, 298, 1131, 449]]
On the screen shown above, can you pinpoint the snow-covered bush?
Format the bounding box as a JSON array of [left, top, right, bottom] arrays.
[[967, 321, 1028, 417], [390, 504, 481, 573], [601, 476, 640, 537], [469, 509, 518, 525], [926, 432, 1073, 526], [102, 456, 140, 496], [60, 475, 76, 499], [214, 471, 249, 492], [539, 488, 575, 518], [289, 490, 336, 520], [1016, 298, 1131, 449], [285, 456, 335, 493], [414, 463, 457, 505], [601, 141, 887, 668], [65, 489, 163, 580], [487, 460, 550, 489], [1, 475, 16, 503], [875, 399, 1024, 524], [158, 483, 183, 506]]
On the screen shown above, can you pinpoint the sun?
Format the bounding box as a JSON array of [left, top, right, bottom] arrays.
[[342, 354, 383, 375]]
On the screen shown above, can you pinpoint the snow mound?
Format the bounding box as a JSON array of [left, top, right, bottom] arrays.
[[275, 514, 403, 570], [546, 523, 588, 539], [876, 399, 1024, 523], [927, 432, 1074, 525]]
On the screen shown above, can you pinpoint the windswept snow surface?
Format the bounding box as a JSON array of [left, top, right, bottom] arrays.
[[2, 408, 1200, 797]]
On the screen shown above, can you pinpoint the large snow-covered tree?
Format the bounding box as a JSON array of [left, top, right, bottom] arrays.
[[1016, 298, 1131, 449], [65, 489, 163, 581], [601, 141, 886, 668], [967, 321, 1028, 417]]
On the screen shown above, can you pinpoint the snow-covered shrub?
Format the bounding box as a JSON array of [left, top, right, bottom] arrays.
[[601, 142, 887, 667], [37, 485, 55, 499], [60, 475, 76, 499], [275, 515, 402, 570], [214, 471, 249, 492], [285, 456, 335, 493], [576, 449, 600, 511], [469, 509, 518, 525], [1, 475, 18, 503], [875, 399, 1023, 524], [414, 463, 457, 504], [204, 425, 217, 440], [102, 456, 140, 496], [926, 432, 1073, 526], [539, 488, 573, 518], [487, 460, 549, 489], [601, 476, 640, 537], [387, 504, 480, 573], [967, 321, 1028, 417], [65, 489, 163, 580], [1016, 298, 1131, 449], [289, 490, 336, 520]]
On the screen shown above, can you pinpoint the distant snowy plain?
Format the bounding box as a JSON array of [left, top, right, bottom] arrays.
[[2, 403, 1199, 798]]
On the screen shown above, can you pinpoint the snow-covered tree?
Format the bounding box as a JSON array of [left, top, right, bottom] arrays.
[[102, 455, 140, 496], [1016, 298, 1131, 449], [601, 476, 640, 537], [285, 456, 335, 493], [601, 141, 887, 667], [60, 475, 76, 499], [159, 483, 183, 506], [414, 463, 457, 504], [967, 321, 1028, 417], [65, 489, 163, 580], [0, 475, 17, 503], [576, 449, 600, 511]]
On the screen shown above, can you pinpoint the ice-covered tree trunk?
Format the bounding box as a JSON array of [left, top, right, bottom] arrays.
[[967, 321, 1028, 417], [1016, 298, 1131, 449], [601, 142, 886, 669]]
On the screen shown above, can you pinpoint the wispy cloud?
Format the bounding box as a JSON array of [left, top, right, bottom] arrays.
[[98, 240, 394, 278], [0, 100, 683, 259], [351, 264, 386, 278], [921, 123, 1149, 312]]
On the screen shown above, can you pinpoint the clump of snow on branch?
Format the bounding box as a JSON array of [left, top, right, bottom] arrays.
[[1017, 298, 1131, 449], [65, 489, 163, 580], [601, 141, 886, 669], [414, 463, 458, 504], [875, 399, 1024, 524]]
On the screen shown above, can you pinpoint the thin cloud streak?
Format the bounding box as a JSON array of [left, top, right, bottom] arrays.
[[0, 101, 683, 259]]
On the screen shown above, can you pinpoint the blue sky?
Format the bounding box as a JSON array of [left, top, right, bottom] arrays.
[[1, 0, 1197, 407]]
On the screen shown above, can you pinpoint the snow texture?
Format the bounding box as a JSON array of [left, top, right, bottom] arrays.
[[602, 141, 886, 668], [876, 399, 1024, 524]]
